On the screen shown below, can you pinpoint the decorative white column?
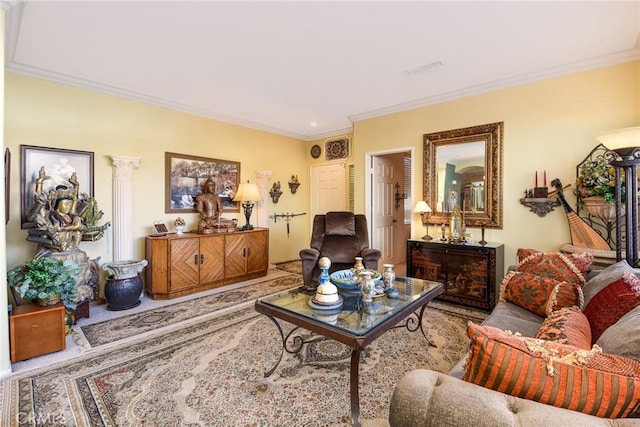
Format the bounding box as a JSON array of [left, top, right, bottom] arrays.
[[256, 171, 272, 228], [110, 156, 141, 261]]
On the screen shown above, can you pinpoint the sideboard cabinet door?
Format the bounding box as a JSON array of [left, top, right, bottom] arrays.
[[225, 229, 269, 279], [406, 239, 504, 311]]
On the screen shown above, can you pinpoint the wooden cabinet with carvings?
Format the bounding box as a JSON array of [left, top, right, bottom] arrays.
[[145, 228, 269, 299], [406, 239, 504, 311]]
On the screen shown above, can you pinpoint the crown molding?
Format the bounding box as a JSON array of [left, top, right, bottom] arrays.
[[349, 48, 640, 124]]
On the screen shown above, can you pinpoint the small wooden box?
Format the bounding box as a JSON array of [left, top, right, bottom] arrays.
[[10, 303, 66, 362], [533, 187, 549, 198]]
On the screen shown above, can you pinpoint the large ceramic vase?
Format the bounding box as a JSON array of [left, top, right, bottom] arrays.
[[103, 260, 148, 311]]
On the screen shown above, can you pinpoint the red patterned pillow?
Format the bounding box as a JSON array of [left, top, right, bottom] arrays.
[[499, 270, 584, 317], [463, 323, 640, 418], [583, 272, 640, 342], [535, 306, 592, 349], [516, 249, 592, 285]]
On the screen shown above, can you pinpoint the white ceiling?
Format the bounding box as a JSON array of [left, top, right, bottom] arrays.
[[4, 1, 640, 141]]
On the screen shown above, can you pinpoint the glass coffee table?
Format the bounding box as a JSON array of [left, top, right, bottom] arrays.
[[254, 277, 444, 426]]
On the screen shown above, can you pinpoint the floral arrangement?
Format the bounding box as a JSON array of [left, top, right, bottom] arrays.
[[575, 157, 621, 204], [7, 256, 80, 309]]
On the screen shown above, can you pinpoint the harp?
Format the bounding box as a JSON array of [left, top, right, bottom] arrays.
[[551, 179, 611, 250]]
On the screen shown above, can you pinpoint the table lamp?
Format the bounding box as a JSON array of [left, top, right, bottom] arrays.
[[414, 201, 433, 240], [232, 181, 262, 230]]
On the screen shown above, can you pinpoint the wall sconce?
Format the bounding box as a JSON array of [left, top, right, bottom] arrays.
[[414, 201, 432, 240], [269, 181, 283, 203], [232, 181, 263, 230], [394, 182, 407, 211], [288, 175, 300, 194]]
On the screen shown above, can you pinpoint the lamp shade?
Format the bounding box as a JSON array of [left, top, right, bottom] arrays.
[[595, 126, 640, 148], [232, 181, 262, 202], [414, 201, 432, 213]]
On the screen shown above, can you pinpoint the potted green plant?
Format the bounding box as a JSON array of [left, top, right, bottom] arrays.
[[574, 156, 624, 221], [7, 256, 80, 309]]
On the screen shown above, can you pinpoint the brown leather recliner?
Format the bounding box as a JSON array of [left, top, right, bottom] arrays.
[[299, 212, 381, 291]]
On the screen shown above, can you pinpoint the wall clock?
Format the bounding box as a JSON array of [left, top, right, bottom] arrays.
[[310, 145, 321, 159]]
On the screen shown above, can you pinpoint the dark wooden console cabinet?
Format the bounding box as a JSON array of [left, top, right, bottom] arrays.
[[145, 228, 269, 299], [407, 239, 504, 311]]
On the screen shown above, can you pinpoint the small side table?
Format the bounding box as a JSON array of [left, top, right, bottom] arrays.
[[9, 303, 66, 362]]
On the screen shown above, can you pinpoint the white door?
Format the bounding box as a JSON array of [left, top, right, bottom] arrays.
[[372, 156, 397, 265], [310, 162, 346, 227]]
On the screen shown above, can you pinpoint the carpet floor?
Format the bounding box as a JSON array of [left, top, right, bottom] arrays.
[[1, 264, 487, 427]]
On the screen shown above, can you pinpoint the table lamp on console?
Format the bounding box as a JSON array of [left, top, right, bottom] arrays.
[[414, 201, 433, 240], [233, 181, 262, 231]]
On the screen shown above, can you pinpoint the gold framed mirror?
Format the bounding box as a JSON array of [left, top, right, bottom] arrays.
[[423, 122, 503, 229]]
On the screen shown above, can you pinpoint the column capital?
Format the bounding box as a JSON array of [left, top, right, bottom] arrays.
[[111, 156, 141, 181]]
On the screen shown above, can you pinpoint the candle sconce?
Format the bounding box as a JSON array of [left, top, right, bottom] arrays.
[[269, 181, 283, 203], [394, 182, 407, 211], [520, 187, 560, 217], [288, 175, 300, 194]]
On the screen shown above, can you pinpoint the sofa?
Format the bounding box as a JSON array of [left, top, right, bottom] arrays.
[[389, 253, 640, 427]]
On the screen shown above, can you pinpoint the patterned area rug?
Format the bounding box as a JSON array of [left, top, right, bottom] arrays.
[[80, 271, 303, 347], [1, 297, 486, 426], [274, 259, 303, 275]]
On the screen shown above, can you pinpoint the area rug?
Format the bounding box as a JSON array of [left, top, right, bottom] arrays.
[[1, 300, 486, 426], [80, 271, 303, 347], [274, 259, 303, 275]]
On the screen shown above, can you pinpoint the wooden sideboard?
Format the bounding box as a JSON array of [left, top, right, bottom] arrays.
[[406, 239, 504, 311], [145, 228, 269, 299], [10, 303, 66, 362]]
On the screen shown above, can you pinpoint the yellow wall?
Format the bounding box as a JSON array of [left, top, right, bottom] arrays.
[[4, 73, 311, 271], [2, 61, 638, 375], [354, 61, 639, 264]]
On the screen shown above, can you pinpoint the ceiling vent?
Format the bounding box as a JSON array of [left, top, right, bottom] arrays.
[[405, 61, 444, 76]]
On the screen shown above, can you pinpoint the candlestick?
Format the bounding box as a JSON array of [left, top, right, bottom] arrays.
[[535, 170, 538, 187], [544, 170, 547, 187]]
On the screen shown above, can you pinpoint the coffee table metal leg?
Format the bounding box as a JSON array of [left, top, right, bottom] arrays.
[[263, 314, 286, 377], [350, 347, 362, 427], [417, 304, 437, 348]]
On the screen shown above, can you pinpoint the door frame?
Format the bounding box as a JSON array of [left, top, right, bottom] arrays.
[[365, 146, 416, 261]]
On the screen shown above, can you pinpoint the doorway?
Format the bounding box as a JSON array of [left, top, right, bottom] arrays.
[[366, 148, 414, 266]]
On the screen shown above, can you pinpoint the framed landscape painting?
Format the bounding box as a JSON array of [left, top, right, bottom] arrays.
[[165, 152, 240, 213], [20, 145, 94, 228]]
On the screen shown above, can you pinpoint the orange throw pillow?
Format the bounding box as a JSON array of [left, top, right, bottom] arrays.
[[463, 323, 640, 418], [535, 306, 592, 350], [499, 270, 584, 317], [516, 249, 592, 285]]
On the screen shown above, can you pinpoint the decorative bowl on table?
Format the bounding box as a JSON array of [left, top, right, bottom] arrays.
[[330, 269, 382, 292]]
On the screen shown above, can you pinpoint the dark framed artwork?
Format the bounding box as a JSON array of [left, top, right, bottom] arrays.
[[325, 136, 350, 160], [165, 152, 240, 214], [20, 145, 94, 228]]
